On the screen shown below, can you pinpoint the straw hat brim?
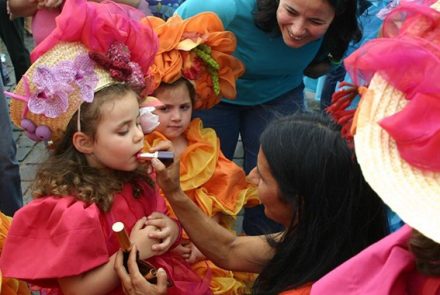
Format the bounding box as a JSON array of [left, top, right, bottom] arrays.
[[354, 73, 440, 243], [10, 42, 115, 143]]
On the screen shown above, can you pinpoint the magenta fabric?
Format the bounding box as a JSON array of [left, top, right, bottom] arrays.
[[311, 225, 440, 295], [0, 182, 211, 295], [30, 0, 157, 78], [32, 9, 60, 46], [344, 1, 440, 172]]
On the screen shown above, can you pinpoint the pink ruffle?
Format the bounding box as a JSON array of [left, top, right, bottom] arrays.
[[345, 0, 440, 171], [31, 0, 157, 77]]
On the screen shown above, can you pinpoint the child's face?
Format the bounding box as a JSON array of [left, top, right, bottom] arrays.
[[87, 91, 144, 171], [154, 83, 193, 140]]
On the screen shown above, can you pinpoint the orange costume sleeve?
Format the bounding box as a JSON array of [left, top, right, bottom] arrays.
[[279, 283, 313, 295], [0, 212, 30, 295]]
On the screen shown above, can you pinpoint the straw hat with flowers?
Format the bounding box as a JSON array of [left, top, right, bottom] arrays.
[[330, 0, 440, 243], [6, 0, 157, 144]]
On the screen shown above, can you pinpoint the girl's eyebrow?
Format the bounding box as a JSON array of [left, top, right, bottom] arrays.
[[116, 119, 132, 128]]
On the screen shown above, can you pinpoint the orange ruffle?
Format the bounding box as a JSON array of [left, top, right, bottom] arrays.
[[140, 13, 245, 109], [144, 119, 259, 223]]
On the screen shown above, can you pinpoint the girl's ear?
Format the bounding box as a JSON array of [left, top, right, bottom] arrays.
[[72, 131, 94, 154]]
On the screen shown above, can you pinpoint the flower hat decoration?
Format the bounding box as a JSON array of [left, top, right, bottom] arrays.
[[140, 12, 245, 109], [330, 0, 440, 242], [6, 0, 158, 143]]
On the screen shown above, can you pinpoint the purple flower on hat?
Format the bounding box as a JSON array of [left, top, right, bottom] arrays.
[[71, 54, 98, 103], [28, 65, 75, 118], [27, 54, 98, 118]]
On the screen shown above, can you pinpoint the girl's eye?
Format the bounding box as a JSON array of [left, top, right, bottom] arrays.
[[157, 106, 169, 112], [117, 129, 129, 135], [181, 104, 191, 111]]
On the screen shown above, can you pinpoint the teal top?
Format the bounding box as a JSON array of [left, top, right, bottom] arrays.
[[176, 0, 322, 105]]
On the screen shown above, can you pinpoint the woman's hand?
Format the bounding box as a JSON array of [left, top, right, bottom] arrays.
[[146, 212, 180, 255], [115, 247, 168, 295], [129, 217, 160, 260], [150, 141, 182, 197]]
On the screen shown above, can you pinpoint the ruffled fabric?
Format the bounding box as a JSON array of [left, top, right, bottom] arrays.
[[31, 0, 157, 79], [311, 225, 440, 295], [0, 183, 210, 295], [0, 212, 30, 295], [144, 119, 259, 221], [345, 0, 440, 171], [140, 13, 245, 109], [144, 119, 259, 294]]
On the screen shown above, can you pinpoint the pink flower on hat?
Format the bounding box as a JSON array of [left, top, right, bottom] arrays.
[[28, 54, 98, 118]]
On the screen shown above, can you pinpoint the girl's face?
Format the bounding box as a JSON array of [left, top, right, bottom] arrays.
[[277, 0, 335, 48], [87, 91, 144, 171], [154, 83, 193, 141], [248, 148, 293, 227]]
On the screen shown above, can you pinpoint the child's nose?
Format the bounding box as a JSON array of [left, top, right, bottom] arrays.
[[134, 125, 144, 142], [171, 110, 182, 121]]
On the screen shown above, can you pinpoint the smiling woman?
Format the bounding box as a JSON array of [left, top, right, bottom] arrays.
[[276, 0, 335, 48], [150, 112, 389, 295], [175, 0, 361, 236]]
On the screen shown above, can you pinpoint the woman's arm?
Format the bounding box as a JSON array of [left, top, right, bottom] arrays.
[[150, 157, 275, 273]]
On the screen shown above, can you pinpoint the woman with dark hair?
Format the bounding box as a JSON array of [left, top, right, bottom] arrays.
[[175, 0, 361, 235], [135, 112, 388, 295]]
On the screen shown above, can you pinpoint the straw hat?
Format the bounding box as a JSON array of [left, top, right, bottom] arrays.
[[6, 0, 157, 144], [351, 1, 440, 242], [9, 42, 115, 143]]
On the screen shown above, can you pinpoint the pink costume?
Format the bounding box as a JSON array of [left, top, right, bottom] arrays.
[[31, 2, 150, 50], [0, 182, 210, 294], [311, 226, 440, 294]]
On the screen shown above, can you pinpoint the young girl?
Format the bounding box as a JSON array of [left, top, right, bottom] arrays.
[[0, 0, 210, 294], [140, 13, 260, 294]]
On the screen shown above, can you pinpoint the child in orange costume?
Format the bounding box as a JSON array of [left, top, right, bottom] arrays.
[[140, 13, 260, 294]]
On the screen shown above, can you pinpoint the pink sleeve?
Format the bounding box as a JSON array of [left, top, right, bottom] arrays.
[[0, 196, 109, 287]]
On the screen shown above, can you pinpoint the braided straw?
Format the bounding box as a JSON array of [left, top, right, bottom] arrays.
[[354, 74, 440, 243], [10, 42, 115, 143], [354, 2, 440, 243]]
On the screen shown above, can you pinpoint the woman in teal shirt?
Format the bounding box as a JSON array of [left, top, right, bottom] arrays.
[[176, 0, 361, 235]]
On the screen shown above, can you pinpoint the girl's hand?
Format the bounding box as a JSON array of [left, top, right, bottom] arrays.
[[146, 212, 180, 255], [185, 241, 206, 264], [171, 243, 192, 260], [115, 247, 167, 295], [129, 217, 160, 260]]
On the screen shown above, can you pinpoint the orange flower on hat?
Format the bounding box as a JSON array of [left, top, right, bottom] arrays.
[[140, 12, 245, 109]]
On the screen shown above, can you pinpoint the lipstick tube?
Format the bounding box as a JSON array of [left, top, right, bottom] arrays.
[[112, 222, 173, 287], [136, 151, 174, 167]]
